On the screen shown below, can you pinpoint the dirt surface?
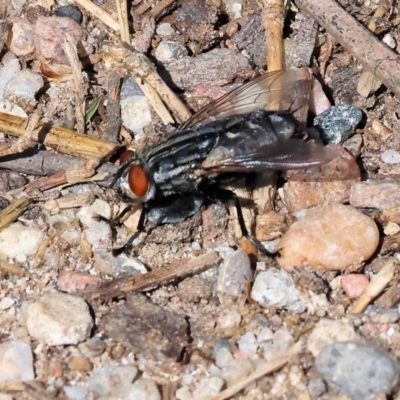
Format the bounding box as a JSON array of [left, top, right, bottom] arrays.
[[2, 0, 400, 399]]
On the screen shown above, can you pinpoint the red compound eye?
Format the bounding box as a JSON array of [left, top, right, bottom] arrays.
[[119, 149, 134, 164], [128, 165, 149, 197]]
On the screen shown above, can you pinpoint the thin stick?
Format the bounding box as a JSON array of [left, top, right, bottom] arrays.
[[74, 0, 120, 31], [0, 112, 118, 160], [65, 39, 86, 133], [116, 0, 130, 42], [263, 0, 285, 72], [0, 198, 31, 232], [0, 261, 25, 276], [102, 44, 191, 123], [350, 260, 397, 313], [296, 0, 400, 97], [147, 0, 175, 19], [81, 252, 221, 302], [211, 340, 303, 400]]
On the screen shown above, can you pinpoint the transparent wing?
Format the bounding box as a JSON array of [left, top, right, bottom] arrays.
[[179, 68, 312, 131], [198, 139, 339, 174]]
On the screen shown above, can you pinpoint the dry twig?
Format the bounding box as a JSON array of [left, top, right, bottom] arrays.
[[0, 197, 31, 232], [74, 0, 120, 31], [147, 0, 175, 19], [0, 112, 118, 160], [0, 261, 24, 276], [296, 0, 400, 96], [211, 340, 304, 400], [116, 0, 130, 42], [80, 252, 221, 302], [65, 39, 86, 133], [102, 43, 191, 124], [350, 259, 397, 313], [263, 0, 285, 72]]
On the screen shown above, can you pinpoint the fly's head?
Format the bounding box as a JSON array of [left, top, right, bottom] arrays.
[[112, 149, 156, 203]]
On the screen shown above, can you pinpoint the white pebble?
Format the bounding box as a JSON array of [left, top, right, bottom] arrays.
[[121, 96, 152, 141], [156, 23, 175, 36], [77, 199, 111, 227], [155, 41, 188, 63], [257, 327, 274, 343], [0, 222, 45, 259], [381, 149, 400, 164], [251, 268, 308, 313], [63, 385, 88, 400], [217, 310, 241, 329], [27, 292, 93, 346], [84, 221, 112, 249], [0, 297, 15, 310], [237, 332, 258, 358], [0, 340, 34, 382], [122, 378, 161, 400], [214, 347, 234, 368], [192, 376, 224, 400]]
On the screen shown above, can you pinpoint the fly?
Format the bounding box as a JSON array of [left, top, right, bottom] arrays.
[[111, 68, 338, 253]]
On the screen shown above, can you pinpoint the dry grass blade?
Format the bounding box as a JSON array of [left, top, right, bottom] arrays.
[[74, 0, 120, 31], [102, 44, 191, 123], [0, 111, 40, 158], [211, 340, 304, 400], [147, 0, 176, 18], [0, 112, 118, 159], [350, 259, 397, 313], [0, 260, 25, 276], [116, 0, 130, 42], [0, 197, 31, 231], [65, 39, 86, 133], [80, 252, 221, 302], [263, 0, 285, 72]]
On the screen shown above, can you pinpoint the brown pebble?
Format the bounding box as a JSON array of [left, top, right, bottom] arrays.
[[278, 203, 379, 271], [68, 356, 92, 372], [6, 19, 35, 56], [255, 211, 287, 242]]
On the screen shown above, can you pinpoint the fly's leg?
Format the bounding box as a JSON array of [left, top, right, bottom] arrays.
[[203, 186, 271, 256], [112, 206, 147, 254]]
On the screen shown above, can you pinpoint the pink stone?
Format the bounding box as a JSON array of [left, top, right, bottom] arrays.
[[6, 19, 35, 56], [341, 274, 369, 298], [57, 270, 101, 293], [34, 16, 82, 64]]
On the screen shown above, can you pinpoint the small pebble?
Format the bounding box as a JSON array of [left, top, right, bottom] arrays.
[[26, 292, 93, 346], [94, 250, 147, 277], [0, 340, 34, 382], [309, 77, 331, 116], [34, 16, 82, 64], [307, 378, 326, 398], [77, 198, 111, 227], [316, 341, 399, 400], [0, 222, 45, 259], [0, 297, 15, 310], [192, 376, 224, 400], [217, 249, 252, 302], [278, 204, 379, 271], [6, 19, 35, 56], [217, 309, 241, 330], [314, 104, 362, 144], [251, 268, 307, 313], [257, 327, 274, 343], [156, 23, 175, 36], [84, 222, 112, 249], [262, 328, 294, 362], [341, 274, 369, 298], [121, 96, 152, 140], [121, 377, 161, 400], [307, 318, 359, 357], [57, 270, 101, 293], [237, 332, 258, 358], [350, 181, 400, 210], [89, 365, 138, 397], [4, 68, 43, 111], [0, 58, 21, 98], [55, 6, 83, 24], [214, 346, 234, 368], [220, 358, 254, 387], [155, 41, 188, 63], [64, 385, 88, 400], [381, 149, 400, 164]]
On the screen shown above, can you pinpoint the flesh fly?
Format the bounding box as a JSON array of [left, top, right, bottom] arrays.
[[112, 68, 337, 252]]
